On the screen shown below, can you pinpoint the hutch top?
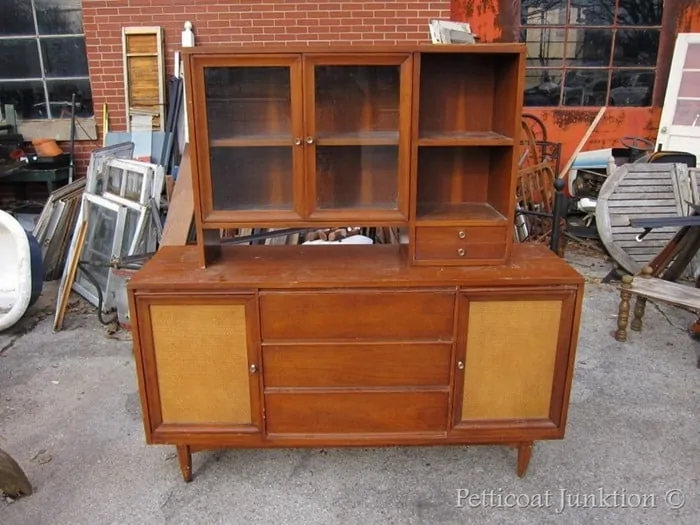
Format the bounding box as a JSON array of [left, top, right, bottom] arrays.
[[182, 43, 526, 267]]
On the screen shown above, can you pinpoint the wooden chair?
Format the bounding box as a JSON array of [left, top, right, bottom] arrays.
[[615, 266, 700, 367]]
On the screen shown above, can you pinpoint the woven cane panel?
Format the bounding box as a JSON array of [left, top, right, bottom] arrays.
[[461, 300, 561, 420], [150, 304, 251, 424]]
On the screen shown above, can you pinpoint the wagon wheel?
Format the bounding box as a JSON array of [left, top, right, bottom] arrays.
[[522, 113, 547, 143], [519, 118, 542, 169]]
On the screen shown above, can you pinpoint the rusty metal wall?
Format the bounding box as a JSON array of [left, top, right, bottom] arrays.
[[451, 0, 700, 170]]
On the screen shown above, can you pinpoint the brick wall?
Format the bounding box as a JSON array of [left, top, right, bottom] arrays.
[[71, 0, 450, 175]]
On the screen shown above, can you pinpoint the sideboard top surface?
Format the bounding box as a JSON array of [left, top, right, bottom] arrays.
[[128, 244, 583, 291], [181, 43, 526, 56]]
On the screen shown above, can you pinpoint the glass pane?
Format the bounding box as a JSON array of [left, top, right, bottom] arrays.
[[565, 29, 612, 67], [0, 0, 35, 36], [47, 79, 94, 117], [684, 44, 700, 69], [41, 37, 89, 77], [0, 81, 46, 119], [0, 40, 41, 79], [204, 66, 292, 142], [609, 70, 654, 106], [521, 0, 567, 25], [523, 70, 562, 106], [35, 0, 84, 35], [676, 71, 700, 98], [521, 28, 565, 68], [80, 203, 117, 294], [315, 65, 400, 139], [210, 146, 293, 211], [673, 100, 700, 126], [316, 146, 398, 210], [613, 30, 660, 67], [617, 0, 663, 26], [569, 0, 614, 25], [562, 69, 609, 106], [121, 208, 141, 258]]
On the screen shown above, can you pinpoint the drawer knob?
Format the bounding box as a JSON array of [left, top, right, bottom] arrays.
[[457, 248, 466, 257], [249, 364, 258, 374], [458, 231, 466, 239], [457, 361, 465, 370]]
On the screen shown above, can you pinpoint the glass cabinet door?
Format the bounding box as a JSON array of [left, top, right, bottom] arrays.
[[193, 56, 304, 222], [303, 54, 412, 221]]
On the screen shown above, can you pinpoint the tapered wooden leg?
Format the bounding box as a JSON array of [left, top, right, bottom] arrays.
[[517, 442, 533, 478], [177, 445, 192, 483], [615, 275, 633, 342], [631, 296, 646, 332]]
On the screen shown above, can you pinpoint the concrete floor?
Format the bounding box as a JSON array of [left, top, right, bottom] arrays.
[[1, 250, 699, 525]]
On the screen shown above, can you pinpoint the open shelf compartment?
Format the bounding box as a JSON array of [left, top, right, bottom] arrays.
[[417, 52, 521, 146], [415, 145, 513, 225]]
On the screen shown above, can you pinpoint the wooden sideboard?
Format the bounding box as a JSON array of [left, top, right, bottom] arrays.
[[126, 43, 584, 482], [128, 243, 583, 481]]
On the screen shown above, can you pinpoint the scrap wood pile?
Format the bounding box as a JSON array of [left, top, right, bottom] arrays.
[[515, 114, 565, 253]]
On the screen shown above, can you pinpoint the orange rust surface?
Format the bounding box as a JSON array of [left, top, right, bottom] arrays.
[[676, 0, 700, 32], [452, 0, 502, 42], [526, 108, 661, 172]]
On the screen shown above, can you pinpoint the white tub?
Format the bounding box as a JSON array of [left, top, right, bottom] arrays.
[[0, 209, 32, 332]]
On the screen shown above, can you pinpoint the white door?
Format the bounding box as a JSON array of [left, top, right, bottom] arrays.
[[656, 33, 700, 155]]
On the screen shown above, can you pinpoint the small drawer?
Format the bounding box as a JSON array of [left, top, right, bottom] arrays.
[[415, 226, 506, 262], [265, 391, 449, 434], [259, 290, 454, 341], [263, 343, 452, 388]]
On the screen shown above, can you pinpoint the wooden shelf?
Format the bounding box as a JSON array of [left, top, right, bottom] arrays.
[[316, 131, 399, 146], [211, 134, 292, 147], [418, 131, 513, 146], [415, 202, 507, 224]]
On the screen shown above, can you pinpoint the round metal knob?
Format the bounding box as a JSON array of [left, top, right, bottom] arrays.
[[457, 361, 465, 370], [458, 231, 466, 239], [294, 137, 302, 146], [249, 364, 258, 374], [305, 136, 314, 144], [457, 248, 465, 257]]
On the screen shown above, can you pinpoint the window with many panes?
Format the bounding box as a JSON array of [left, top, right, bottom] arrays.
[[0, 0, 93, 121], [520, 0, 663, 107]]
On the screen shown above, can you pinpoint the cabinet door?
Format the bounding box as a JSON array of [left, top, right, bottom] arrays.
[[135, 294, 261, 437], [190, 55, 305, 224], [302, 53, 413, 221], [452, 289, 578, 434]]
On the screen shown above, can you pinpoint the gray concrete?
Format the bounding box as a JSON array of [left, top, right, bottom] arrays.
[[1, 252, 699, 525]]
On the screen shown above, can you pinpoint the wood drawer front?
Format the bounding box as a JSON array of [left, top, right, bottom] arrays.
[[265, 392, 448, 434], [414, 226, 506, 261], [259, 290, 454, 341], [263, 343, 451, 387]]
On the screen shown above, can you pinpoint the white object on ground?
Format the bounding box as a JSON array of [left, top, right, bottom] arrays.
[[0, 210, 32, 332], [303, 234, 374, 245]]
